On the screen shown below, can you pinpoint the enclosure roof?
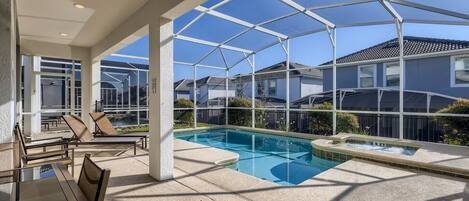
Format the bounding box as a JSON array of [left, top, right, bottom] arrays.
[[323, 36, 469, 65], [175, 0, 469, 69]]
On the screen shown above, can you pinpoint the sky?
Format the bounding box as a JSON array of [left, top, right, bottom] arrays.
[[104, 0, 469, 82]]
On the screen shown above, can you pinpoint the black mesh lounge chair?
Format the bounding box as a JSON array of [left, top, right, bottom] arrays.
[[78, 154, 110, 201], [62, 115, 142, 155], [89, 112, 148, 149]]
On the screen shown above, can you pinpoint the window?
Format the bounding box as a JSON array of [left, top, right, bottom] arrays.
[[236, 83, 244, 97], [452, 56, 469, 87], [358, 65, 376, 88], [268, 80, 276, 96], [256, 81, 265, 97], [384, 63, 400, 87]]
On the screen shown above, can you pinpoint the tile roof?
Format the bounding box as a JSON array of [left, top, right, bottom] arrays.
[[323, 36, 469, 65]]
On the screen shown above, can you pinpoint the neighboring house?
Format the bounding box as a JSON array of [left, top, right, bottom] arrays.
[[235, 61, 323, 104], [321, 36, 469, 99], [187, 76, 235, 107], [173, 79, 193, 100]]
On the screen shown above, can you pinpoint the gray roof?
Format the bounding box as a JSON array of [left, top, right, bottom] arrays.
[[174, 79, 193, 91], [187, 76, 232, 87], [323, 36, 469, 65], [235, 61, 322, 81]]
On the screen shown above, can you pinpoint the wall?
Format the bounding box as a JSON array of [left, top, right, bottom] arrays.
[[322, 56, 469, 99]]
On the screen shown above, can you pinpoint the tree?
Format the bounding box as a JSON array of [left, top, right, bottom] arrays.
[[174, 99, 194, 127], [436, 99, 469, 146]]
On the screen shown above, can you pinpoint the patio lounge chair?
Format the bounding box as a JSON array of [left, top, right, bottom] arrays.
[[89, 112, 148, 148], [78, 154, 111, 201], [14, 125, 75, 175], [62, 115, 142, 155], [15, 123, 70, 152]]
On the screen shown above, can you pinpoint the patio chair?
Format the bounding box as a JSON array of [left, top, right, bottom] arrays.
[[14, 125, 75, 175], [15, 123, 69, 152], [78, 154, 110, 201], [62, 115, 142, 155], [89, 112, 148, 148]]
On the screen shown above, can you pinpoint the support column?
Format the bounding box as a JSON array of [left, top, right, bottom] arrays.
[[193, 65, 197, 128], [328, 28, 337, 135], [251, 55, 255, 128], [148, 17, 174, 180], [23, 56, 41, 136], [285, 40, 290, 132], [396, 21, 404, 140], [0, 0, 17, 143], [81, 58, 101, 130]]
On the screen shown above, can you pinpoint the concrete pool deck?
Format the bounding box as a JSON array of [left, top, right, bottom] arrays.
[[60, 138, 469, 201], [312, 135, 469, 178]]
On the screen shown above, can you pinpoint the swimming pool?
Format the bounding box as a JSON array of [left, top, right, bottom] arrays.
[[176, 128, 340, 186], [341, 139, 418, 156]]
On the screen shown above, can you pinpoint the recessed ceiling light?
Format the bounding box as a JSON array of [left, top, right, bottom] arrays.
[[59, 33, 68, 37], [73, 3, 85, 9]]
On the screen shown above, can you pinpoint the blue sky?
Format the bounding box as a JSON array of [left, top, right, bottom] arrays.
[[105, 1, 469, 82]]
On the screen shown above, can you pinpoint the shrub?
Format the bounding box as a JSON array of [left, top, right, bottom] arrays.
[[228, 98, 266, 127], [174, 99, 194, 127], [307, 102, 359, 135], [436, 99, 469, 146]]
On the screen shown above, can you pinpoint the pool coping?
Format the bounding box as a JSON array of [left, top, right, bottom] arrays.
[[311, 138, 469, 179], [175, 125, 469, 179]]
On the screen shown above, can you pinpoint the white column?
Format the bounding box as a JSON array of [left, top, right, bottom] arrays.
[[331, 28, 337, 135], [225, 69, 229, 125], [251, 55, 255, 128], [0, 0, 17, 143], [285, 40, 290, 132], [81, 58, 101, 130], [397, 21, 404, 140], [148, 17, 174, 180], [193, 65, 197, 128], [23, 56, 41, 137]]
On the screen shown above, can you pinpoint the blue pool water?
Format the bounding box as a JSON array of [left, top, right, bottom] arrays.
[[176, 129, 340, 186]]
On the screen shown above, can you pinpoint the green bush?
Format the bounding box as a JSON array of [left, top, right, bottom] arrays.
[[307, 102, 359, 135], [174, 99, 194, 128], [228, 98, 266, 127], [436, 99, 469, 146]]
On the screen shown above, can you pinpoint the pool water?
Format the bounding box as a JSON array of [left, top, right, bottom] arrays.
[[176, 129, 340, 186], [342, 139, 418, 156]]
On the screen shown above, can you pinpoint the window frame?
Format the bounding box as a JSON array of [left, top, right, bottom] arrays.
[[450, 55, 469, 88], [383, 62, 402, 88], [268, 79, 277, 96], [256, 80, 265, 97], [357, 64, 377, 88]]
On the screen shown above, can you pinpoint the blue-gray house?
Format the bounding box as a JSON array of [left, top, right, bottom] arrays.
[[321, 36, 469, 99]]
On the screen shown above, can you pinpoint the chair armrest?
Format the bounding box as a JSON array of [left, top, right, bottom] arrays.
[[28, 137, 63, 142], [23, 148, 75, 162]]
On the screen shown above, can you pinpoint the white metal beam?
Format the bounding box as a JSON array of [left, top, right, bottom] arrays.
[[175, 35, 253, 54], [194, 6, 288, 39], [391, 0, 469, 21], [281, 0, 336, 28], [379, 0, 403, 23]]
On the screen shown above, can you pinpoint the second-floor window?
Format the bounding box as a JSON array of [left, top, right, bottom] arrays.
[[452, 56, 469, 87], [384, 62, 400, 87], [268, 80, 276, 96], [256, 81, 265, 97], [358, 65, 376, 88], [236, 83, 244, 97]]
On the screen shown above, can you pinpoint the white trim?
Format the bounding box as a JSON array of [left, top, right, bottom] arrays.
[[358, 64, 377, 88], [450, 54, 469, 88], [383, 61, 404, 88]]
